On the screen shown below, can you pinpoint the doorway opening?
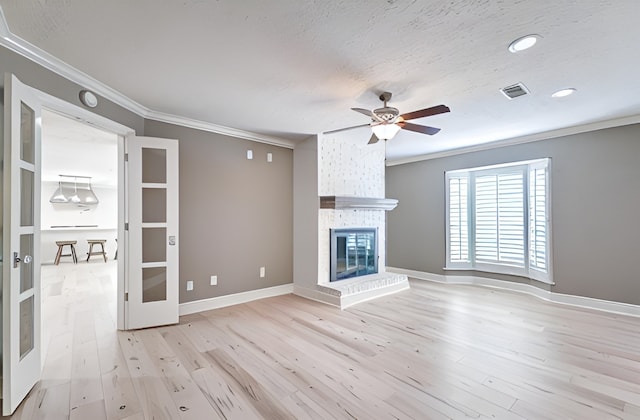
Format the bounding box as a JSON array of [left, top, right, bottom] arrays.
[[39, 109, 119, 361]]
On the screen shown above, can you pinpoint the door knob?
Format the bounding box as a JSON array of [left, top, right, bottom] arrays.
[[13, 252, 33, 268]]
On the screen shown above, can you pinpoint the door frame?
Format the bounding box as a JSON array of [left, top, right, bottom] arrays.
[[35, 90, 135, 330]]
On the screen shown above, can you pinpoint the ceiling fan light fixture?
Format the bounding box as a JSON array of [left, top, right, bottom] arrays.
[[508, 34, 540, 53], [371, 123, 401, 140]]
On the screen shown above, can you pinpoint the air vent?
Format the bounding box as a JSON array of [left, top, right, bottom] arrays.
[[500, 83, 530, 99]]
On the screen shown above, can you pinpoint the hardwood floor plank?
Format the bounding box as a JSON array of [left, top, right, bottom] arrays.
[[190, 367, 263, 420], [28, 382, 71, 420], [69, 399, 107, 420], [137, 329, 222, 419], [117, 331, 184, 419], [96, 330, 143, 420], [204, 348, 296, 419], [69, 312, 105, 411]]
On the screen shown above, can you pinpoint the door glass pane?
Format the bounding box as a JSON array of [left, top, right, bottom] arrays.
[[142, 227, 166, 263], [20, 234, 34, 293], [142, 148, 166, 183], [143, 188, 166, 223], [20, 101, 35, 164], [20, 295, 34, 359], [142, 267, 167, 303], [21, 168, 34, 226]]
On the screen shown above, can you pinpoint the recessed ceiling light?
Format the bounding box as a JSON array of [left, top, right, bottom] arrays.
[[508, 34, 540, 53], [551, 88, 577, 98]]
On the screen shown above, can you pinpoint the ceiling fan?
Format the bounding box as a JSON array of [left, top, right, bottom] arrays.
[[350, 92, 450, 144]]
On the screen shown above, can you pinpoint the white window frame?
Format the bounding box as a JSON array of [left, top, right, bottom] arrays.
[[445, 158, 553, 284]]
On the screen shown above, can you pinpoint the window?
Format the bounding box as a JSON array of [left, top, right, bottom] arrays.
[[445, 159, 552, 284]]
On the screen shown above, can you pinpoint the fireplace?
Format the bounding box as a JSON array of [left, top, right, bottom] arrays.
[[330, 228, 378, 282]]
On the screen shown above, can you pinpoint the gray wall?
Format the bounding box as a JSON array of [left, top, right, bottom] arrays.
[[0, 45, 144, 134], [144, 120, 293, 303], [387, 123, 640, 305], [293, 135, 319, 290]]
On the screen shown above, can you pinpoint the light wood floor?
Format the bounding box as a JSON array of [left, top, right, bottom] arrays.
[[4, 262, 640, 419]]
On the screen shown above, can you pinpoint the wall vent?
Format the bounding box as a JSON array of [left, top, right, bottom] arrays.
[[500, 83, 530, 99]]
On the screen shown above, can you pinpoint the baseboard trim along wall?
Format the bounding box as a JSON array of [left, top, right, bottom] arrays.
[[179, 283, 294, 316], [387, 267, 640, 318]]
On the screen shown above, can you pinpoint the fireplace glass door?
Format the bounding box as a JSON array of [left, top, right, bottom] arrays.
[[330, 228, 378, 281]]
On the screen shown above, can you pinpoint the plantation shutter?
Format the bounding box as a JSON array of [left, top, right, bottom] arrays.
[[447, 175, 469, 264], [474, 169, 525, 268], [529, 161, 549, 279]]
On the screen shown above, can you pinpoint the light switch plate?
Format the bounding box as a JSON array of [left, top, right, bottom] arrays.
[[247, 149, 253, 160]]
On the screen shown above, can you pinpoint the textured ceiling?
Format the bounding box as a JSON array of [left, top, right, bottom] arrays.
[[2, 0, 640, 161]]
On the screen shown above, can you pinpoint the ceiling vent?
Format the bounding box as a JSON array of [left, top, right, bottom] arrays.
[[500, 83, 530, 99]]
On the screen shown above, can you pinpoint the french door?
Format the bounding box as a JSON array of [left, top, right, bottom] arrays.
[[2, 73, 42, 415], [125, 136, 179, 329], [1, 78, 179, 414]]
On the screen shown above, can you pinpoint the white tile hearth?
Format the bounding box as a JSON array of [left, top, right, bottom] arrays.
[[317, 272, 409, 309]]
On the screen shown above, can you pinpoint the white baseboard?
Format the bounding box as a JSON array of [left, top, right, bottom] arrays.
[[386, 267, 640, 318], [179, 283, 294, 316]]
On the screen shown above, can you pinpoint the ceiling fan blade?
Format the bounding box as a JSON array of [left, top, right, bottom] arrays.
[[398, 121, 441, 135], [400, 104, 450, 121], [351, 107, 374, 118], [324, 123, 370, 135], [367, 133, 380, 144]]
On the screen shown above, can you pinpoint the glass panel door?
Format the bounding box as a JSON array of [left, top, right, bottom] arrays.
[[126, 136, 179, 329], [3, 73, 42, 416]]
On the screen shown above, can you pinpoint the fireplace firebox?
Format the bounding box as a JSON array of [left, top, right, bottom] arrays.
[[330, 228, 378, 282]]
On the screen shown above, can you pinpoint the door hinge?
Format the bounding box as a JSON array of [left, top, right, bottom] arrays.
[[125, 222, 129, 231], [125, 292, 129, 301], [125, 153, 128, 162]]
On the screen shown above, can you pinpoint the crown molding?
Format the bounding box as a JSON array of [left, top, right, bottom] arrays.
[[386, 114, 640, 166], [145, 109, 296, 148], [0, 7, 295, 149]]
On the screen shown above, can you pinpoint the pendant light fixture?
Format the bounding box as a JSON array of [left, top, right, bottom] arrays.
[[49, 175, 99, 205]]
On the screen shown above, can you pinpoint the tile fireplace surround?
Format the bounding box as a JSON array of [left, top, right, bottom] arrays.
[[293, 133, 409, 309]]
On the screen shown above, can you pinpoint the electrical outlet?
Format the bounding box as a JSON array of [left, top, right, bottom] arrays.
[[186, 280, 194, 291], [260, 267, 265, 278], [210, 275, 217, 286]]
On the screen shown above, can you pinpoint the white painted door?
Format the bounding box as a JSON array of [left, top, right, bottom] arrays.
[[125, 136, 179, 329], [2, 74, 42, 415]]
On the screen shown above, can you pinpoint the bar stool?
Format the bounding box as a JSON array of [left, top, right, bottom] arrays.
[[86, 239, 108, 262], [54, 241, 78, 265]]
